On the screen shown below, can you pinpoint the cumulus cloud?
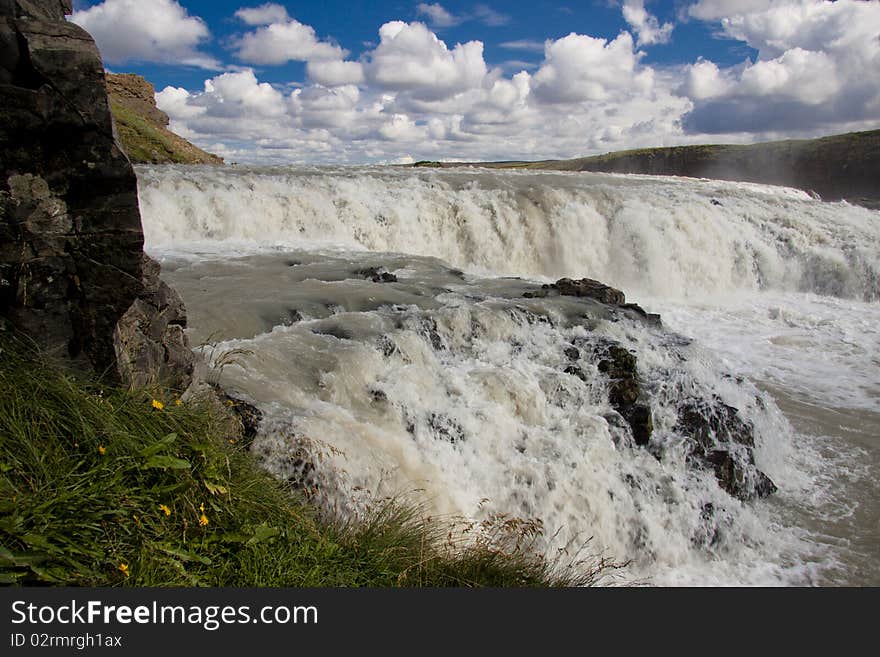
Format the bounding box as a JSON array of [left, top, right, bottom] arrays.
[[234, 14, 347, 64], [364, 21, 488, 100], [155, 3, 876, 165], [531, 32, 653, 103], [307, 60, 366, 87], [686, 0, 774, 21], [622, 0, 673, 47], [158, 17, 695, 165], [682, 0, 880, 134], [235, 3, 291, 26], [679, 58, 732, 100], [69, 0, 218, 68]]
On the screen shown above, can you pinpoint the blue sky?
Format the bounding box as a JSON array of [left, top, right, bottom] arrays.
[[69, 1, 880, 164]]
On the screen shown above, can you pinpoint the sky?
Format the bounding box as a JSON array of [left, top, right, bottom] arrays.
[[68, 1, 880, 165]]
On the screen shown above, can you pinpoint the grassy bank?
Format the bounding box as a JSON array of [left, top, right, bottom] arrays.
[[110, 99, 223, 166], [0, 332, 608, 587]]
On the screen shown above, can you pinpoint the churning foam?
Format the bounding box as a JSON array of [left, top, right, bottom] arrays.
[[140, 165, 879, 585], [137, 165, 879, 302]]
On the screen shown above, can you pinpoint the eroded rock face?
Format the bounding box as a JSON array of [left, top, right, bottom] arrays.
[[1, 0, 142, 373], [106, 73, 170, 127], [1, 0, 195, 391], [114, 255, 194, 391]]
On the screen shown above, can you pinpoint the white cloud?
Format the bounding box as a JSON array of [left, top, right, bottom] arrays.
[[364, 21, 488, 100], [683, 0, 880, 133], [202, 70, 288, 117], [155, 86, 206, 119], [307, 60, 366, 87], [532, 32, 654, 103], [622, 0, 673, 47], [156, 4, 878, 165], [687, 0, 774, 21], [235, 3, 291, 26], [69, 0, 218, 69], [416, 3, 460, 27], [739, 48, 840, 105], [680, 58, 732, 100], [234, 17, 347, 65]]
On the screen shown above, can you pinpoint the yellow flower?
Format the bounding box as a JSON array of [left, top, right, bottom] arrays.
[[226, 399, 235, 407], [199, 513, 209, 527], [175, 398, 182, 406], [117, 563, 130, 577], [98, 445, 106, 455], [151, 399, 164, 410], [199, 503, 205, 512], [159, 504, 171, 517]]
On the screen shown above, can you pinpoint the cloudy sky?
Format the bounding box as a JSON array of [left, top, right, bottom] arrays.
[[69, 0, 880, 164]]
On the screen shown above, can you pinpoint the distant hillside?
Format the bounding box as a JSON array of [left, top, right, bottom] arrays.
[[416, 130, 880, 209], [106, 73, 223, 165]]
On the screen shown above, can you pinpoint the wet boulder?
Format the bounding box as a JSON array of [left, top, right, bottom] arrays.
[[675, 396, 777, 500], [356, 266, 397, 283], [553, 278, 626, 305]]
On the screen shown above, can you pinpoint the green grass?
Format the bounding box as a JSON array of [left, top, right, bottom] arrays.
[[0, 331, 613, 587], [110, 100, 222, 165]]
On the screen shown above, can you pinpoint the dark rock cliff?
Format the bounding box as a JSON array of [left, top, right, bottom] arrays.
[[552, 131, 880, 209], [0, 0, 192, 390]]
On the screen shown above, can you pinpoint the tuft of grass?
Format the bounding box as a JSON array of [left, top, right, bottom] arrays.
[[0, 332, 617, 587]]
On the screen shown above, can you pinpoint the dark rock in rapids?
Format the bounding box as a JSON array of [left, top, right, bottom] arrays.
[[357, 266, 398, 283], [595, 341, 653, 447], [553, 277, 627, 305], [675, 397, 777, 500]]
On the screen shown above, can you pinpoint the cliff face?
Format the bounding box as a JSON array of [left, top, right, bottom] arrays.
[[419, 130, 880, 210], [551, 131, 880, 209], [522, 131, 880, 209], [106, 73, 223, 165], [0, 0, 193, 389]]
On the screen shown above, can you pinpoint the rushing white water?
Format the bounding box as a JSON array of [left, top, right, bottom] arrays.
[[137, 164, 880, 586], [138, 165, 879, 301]]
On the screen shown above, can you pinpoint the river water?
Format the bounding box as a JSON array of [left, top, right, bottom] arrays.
[[136, 164, 879, 585]]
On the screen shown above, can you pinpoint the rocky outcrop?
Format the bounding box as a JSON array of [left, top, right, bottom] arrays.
[[113, 254, 193, 391], [1, 0, 143, 374], [106, 72, 223, 165], [524, 277, 661, 326], [0, 0, 194, 390], [106, 73, 170, 128]]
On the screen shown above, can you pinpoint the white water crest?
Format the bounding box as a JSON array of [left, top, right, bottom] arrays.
[[138, 164, 880, 302], [137, 165, 880, 586]]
